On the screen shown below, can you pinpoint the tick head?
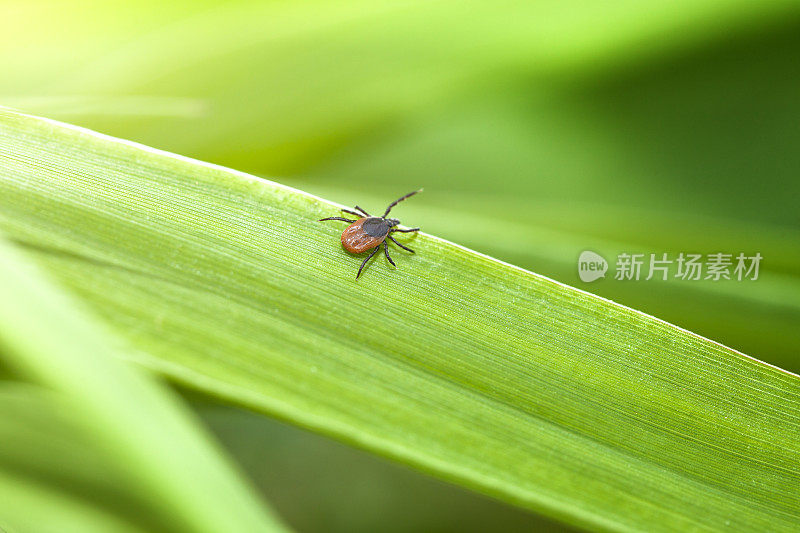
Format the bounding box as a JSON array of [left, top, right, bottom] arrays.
[[385, 218, 400, 227]]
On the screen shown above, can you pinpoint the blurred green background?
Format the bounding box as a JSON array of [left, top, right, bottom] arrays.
[[2, 1, 799, 530]]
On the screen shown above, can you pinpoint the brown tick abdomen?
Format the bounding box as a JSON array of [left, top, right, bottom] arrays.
[[341, 218, 384, 253]]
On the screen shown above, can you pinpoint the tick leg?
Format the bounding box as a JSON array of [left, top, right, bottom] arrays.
[[390, 227, 420, 233], [384, 189, 422, 217], [340, 208, 363, 218], [388, 234, 415, 254], [318, 216, 355, 223], [383, 241, 396, 267], [354, 205, 371, 217], [356, 246, 380, 279]]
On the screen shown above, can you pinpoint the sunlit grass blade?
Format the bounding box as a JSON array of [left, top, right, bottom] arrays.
[[304, 184, 800, 373], [0, 236, 288, 533], [1, 109, 799, 531], [3, 1, 799, 378]]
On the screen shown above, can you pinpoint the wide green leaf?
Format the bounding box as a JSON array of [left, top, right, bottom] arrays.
[[1, 108, 799, 531], [3, 0, 799, 375]]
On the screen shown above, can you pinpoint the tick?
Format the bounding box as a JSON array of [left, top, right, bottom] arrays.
[[319, 190, 422, 278]]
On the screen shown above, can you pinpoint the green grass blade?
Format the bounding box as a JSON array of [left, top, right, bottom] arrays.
[[3, 1, 799, 376], [0, 236, 288, 533], [0, 468, 142, 533], [0, 384, 151, 533], [1, 108, 799, 531]]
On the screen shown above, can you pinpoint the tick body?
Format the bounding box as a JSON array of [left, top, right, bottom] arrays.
[[341, 217, 390, 253], [319, 190, 422, 278]]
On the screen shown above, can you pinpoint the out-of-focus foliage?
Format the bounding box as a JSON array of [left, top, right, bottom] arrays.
[[0, 239, 287, 533], [197, 400, 570, 533]]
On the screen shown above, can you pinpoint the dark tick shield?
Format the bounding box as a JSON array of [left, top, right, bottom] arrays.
[[319, 190, 422, 278]]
